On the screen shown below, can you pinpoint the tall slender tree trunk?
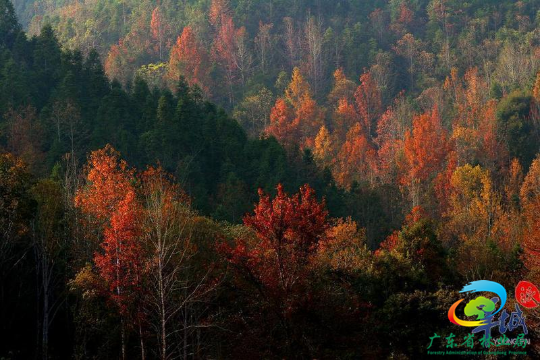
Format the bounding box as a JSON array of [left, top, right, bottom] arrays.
[[120, 318, 126, 360], [116, 245, 126, 360], [158, 257, 167, 360], [183, 301, 188, 360], [139, 320, 146, 360], [42, 252, 49, 360], [409, 55, 414, 91]]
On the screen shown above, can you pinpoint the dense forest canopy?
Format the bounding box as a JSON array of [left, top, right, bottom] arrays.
[[11, 0, 540, 108], [1, 0, 540, 358]]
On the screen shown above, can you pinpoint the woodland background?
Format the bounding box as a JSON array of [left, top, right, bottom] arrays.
[[2, 0, 540, 358]]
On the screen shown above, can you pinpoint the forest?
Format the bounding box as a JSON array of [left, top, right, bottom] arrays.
[[1, 0, 540, 358]]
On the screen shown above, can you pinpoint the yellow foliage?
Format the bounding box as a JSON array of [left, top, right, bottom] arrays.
[[446, 164, 501, 243], [285, 67, 311, 108], [313, 125, 334, 169], [316, 218, 370, 273]]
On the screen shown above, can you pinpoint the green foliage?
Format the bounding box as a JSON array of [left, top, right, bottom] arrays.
[[497, 90, 538, 168], [0, 17, 351, 225], [2, 1, 540, 358], [0, 0, 20, 49]]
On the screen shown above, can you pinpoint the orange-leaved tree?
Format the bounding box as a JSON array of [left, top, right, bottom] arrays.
[[402, 106, 450, 207], [266, 97, 299, 148], [335, 122, 377, 188], [75, 145, 146, 360], [354, 70, 382, 139], [328, 68, 356, 106], [520, 154, 540, 279], [267, 68, 324, 148], [168, 26, 211, 96]]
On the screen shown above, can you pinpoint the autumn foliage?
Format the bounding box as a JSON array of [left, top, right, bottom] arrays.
[[267, 68, 323, 148], [402, 106, 449, 205], [168, 26, 210, 95], [75, 145, 144, 314], [355, 71, 382, 138], [222, 184, 329, 295], [219, 184, 353, 355], [267, 98, 299, 148], [6, 0, 540, 358], [521, 155, 540, 277]]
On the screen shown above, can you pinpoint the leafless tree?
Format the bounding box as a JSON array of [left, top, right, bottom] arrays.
[[496, 42, 540, 92], [233, 28, 253, 88], [233, 87, 274, 137], [283, 17, 300, 70], [142, 171, 217, 360], [32, 180, 66, 360], [304, 16, 325, 95], [255, 22, 274, 75], [51, 100, 82, 162]]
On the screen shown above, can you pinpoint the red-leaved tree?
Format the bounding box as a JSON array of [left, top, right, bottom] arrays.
[[220, 184, 329, 354], [226, 184, 328, 293]]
